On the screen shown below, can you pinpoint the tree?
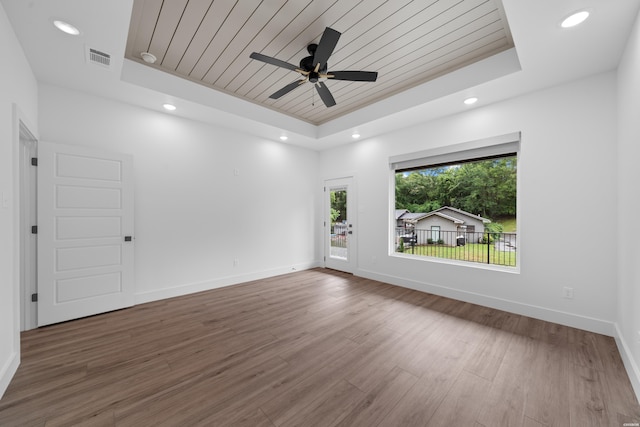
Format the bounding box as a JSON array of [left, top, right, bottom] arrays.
[[330, 189, 347, 223], [395, 156, 517, 219], [395, 170, 442, 212]]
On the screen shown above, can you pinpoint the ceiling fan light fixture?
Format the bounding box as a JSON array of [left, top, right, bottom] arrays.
[[53, 20, 80, 36], [561, 10, 590, 28]]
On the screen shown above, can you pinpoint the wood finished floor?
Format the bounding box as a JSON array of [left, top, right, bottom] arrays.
[[1, 268, 639, 426]]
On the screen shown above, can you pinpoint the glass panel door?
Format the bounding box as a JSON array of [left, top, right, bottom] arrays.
[[325, 177, 355, 273], [330, 187, 348, 260]]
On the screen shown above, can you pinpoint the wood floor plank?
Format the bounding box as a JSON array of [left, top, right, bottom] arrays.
[[567, 327, 605, 371], [334, 366, 418, 427], [475, 333, 538, 426], [569, 363, 610, 427], [116, 356, 290, 426], [378, 338, 475, 426], [463, 310, 519, 381], [592, 333, 640, 423], [524, 340, 572, 426], [258, 340, 378, 426], [345, 322, 429, 392], [44, 408, 115, 427], [190, 335, 360, 426], [0, 268, 638, 427], [199, 407, 276, 427], [424, 370, 492, 427], [523, 416, 547, 427], [279, 380, 364, 427]]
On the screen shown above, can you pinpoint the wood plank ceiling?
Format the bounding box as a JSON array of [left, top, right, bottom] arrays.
[[125, 0, 514, 125]]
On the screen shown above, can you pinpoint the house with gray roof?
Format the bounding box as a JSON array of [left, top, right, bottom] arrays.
[[399, 206, 491, 245], [395, 209, 409, 227]]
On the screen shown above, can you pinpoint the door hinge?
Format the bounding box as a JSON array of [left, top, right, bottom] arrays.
[[31, 157, 38, 166], [31, 225, 37, 234], [31, 293, 38, 302]]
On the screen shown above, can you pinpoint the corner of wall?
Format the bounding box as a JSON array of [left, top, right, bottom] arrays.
[[614, 323, 640, 404], [0, 350, 19, 399]]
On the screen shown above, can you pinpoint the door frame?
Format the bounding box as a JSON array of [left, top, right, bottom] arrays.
[[324, 176, 357, 273], [19, 123, 37, 331]]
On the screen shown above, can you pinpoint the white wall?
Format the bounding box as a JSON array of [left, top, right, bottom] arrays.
[[39, 84, 321, 303], [617, 7, 640, 399], [320, 71, 618, 335], [0, 3, 38, 398]]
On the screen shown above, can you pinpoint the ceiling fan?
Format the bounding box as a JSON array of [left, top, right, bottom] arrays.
[[250, 27, 378, 108]]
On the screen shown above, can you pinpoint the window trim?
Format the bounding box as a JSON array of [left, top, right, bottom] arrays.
[[389, 132, 521, 272], [390, 132, 520, 172]]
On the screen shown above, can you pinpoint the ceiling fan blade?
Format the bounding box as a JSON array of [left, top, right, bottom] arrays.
[[313, 27, 341, 69], [250, 52, 298, 72], [315, 82, 336, 107], [269, 80, 306, 99], [326, 71, 378, 82]]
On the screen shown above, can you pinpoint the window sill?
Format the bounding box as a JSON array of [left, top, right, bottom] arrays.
[[390, 251, 520, 274]]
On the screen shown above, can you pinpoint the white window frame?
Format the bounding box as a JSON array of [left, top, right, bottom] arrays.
[[389, 132, 521, 272]]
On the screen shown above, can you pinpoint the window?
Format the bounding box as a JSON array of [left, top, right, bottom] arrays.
[[391, 133, 519, 268]]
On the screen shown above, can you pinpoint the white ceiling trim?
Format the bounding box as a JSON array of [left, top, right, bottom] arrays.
[[121, 46, 521, 141]]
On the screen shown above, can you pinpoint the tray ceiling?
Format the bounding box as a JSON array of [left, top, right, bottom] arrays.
[[126, 0, 514, 126]]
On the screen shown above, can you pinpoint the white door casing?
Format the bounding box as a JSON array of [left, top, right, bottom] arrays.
[[19, 128, 37, 331], [324, 177, 356, 273], [37, 141, 134, 326]]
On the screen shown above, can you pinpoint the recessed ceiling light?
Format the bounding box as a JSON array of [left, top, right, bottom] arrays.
[[561, 10, 590, 28], [162, 103, 176, 111], [352, 133, 361, 139], [141, 52, 157, 64], [53, 20, 80, 36], [464, 97, 478, 105], [280, 135, 288, 141]]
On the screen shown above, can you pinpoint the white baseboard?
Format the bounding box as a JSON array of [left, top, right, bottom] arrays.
[[135, 261, 322, 305], [356, 268, 615, 337], [0, 351, 19, 400], [613, 323, 640, 404]]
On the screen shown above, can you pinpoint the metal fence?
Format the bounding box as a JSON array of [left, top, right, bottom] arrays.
[[396, 228, 517, 267], [331, 223, 348, 248]]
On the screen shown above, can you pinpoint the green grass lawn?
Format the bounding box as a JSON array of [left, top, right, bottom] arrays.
[[494, 216, 517, 232], [399, 242, 516, 267]]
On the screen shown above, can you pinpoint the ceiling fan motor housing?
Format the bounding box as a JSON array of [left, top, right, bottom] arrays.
[[300, 51, 327, 83]]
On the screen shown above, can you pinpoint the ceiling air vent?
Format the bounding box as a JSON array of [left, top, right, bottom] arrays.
[[87, 47, 111, 68]]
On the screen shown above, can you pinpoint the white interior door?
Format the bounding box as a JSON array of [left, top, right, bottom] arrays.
[[37, 141, 134, 327], [325, 177, 356, 273]]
